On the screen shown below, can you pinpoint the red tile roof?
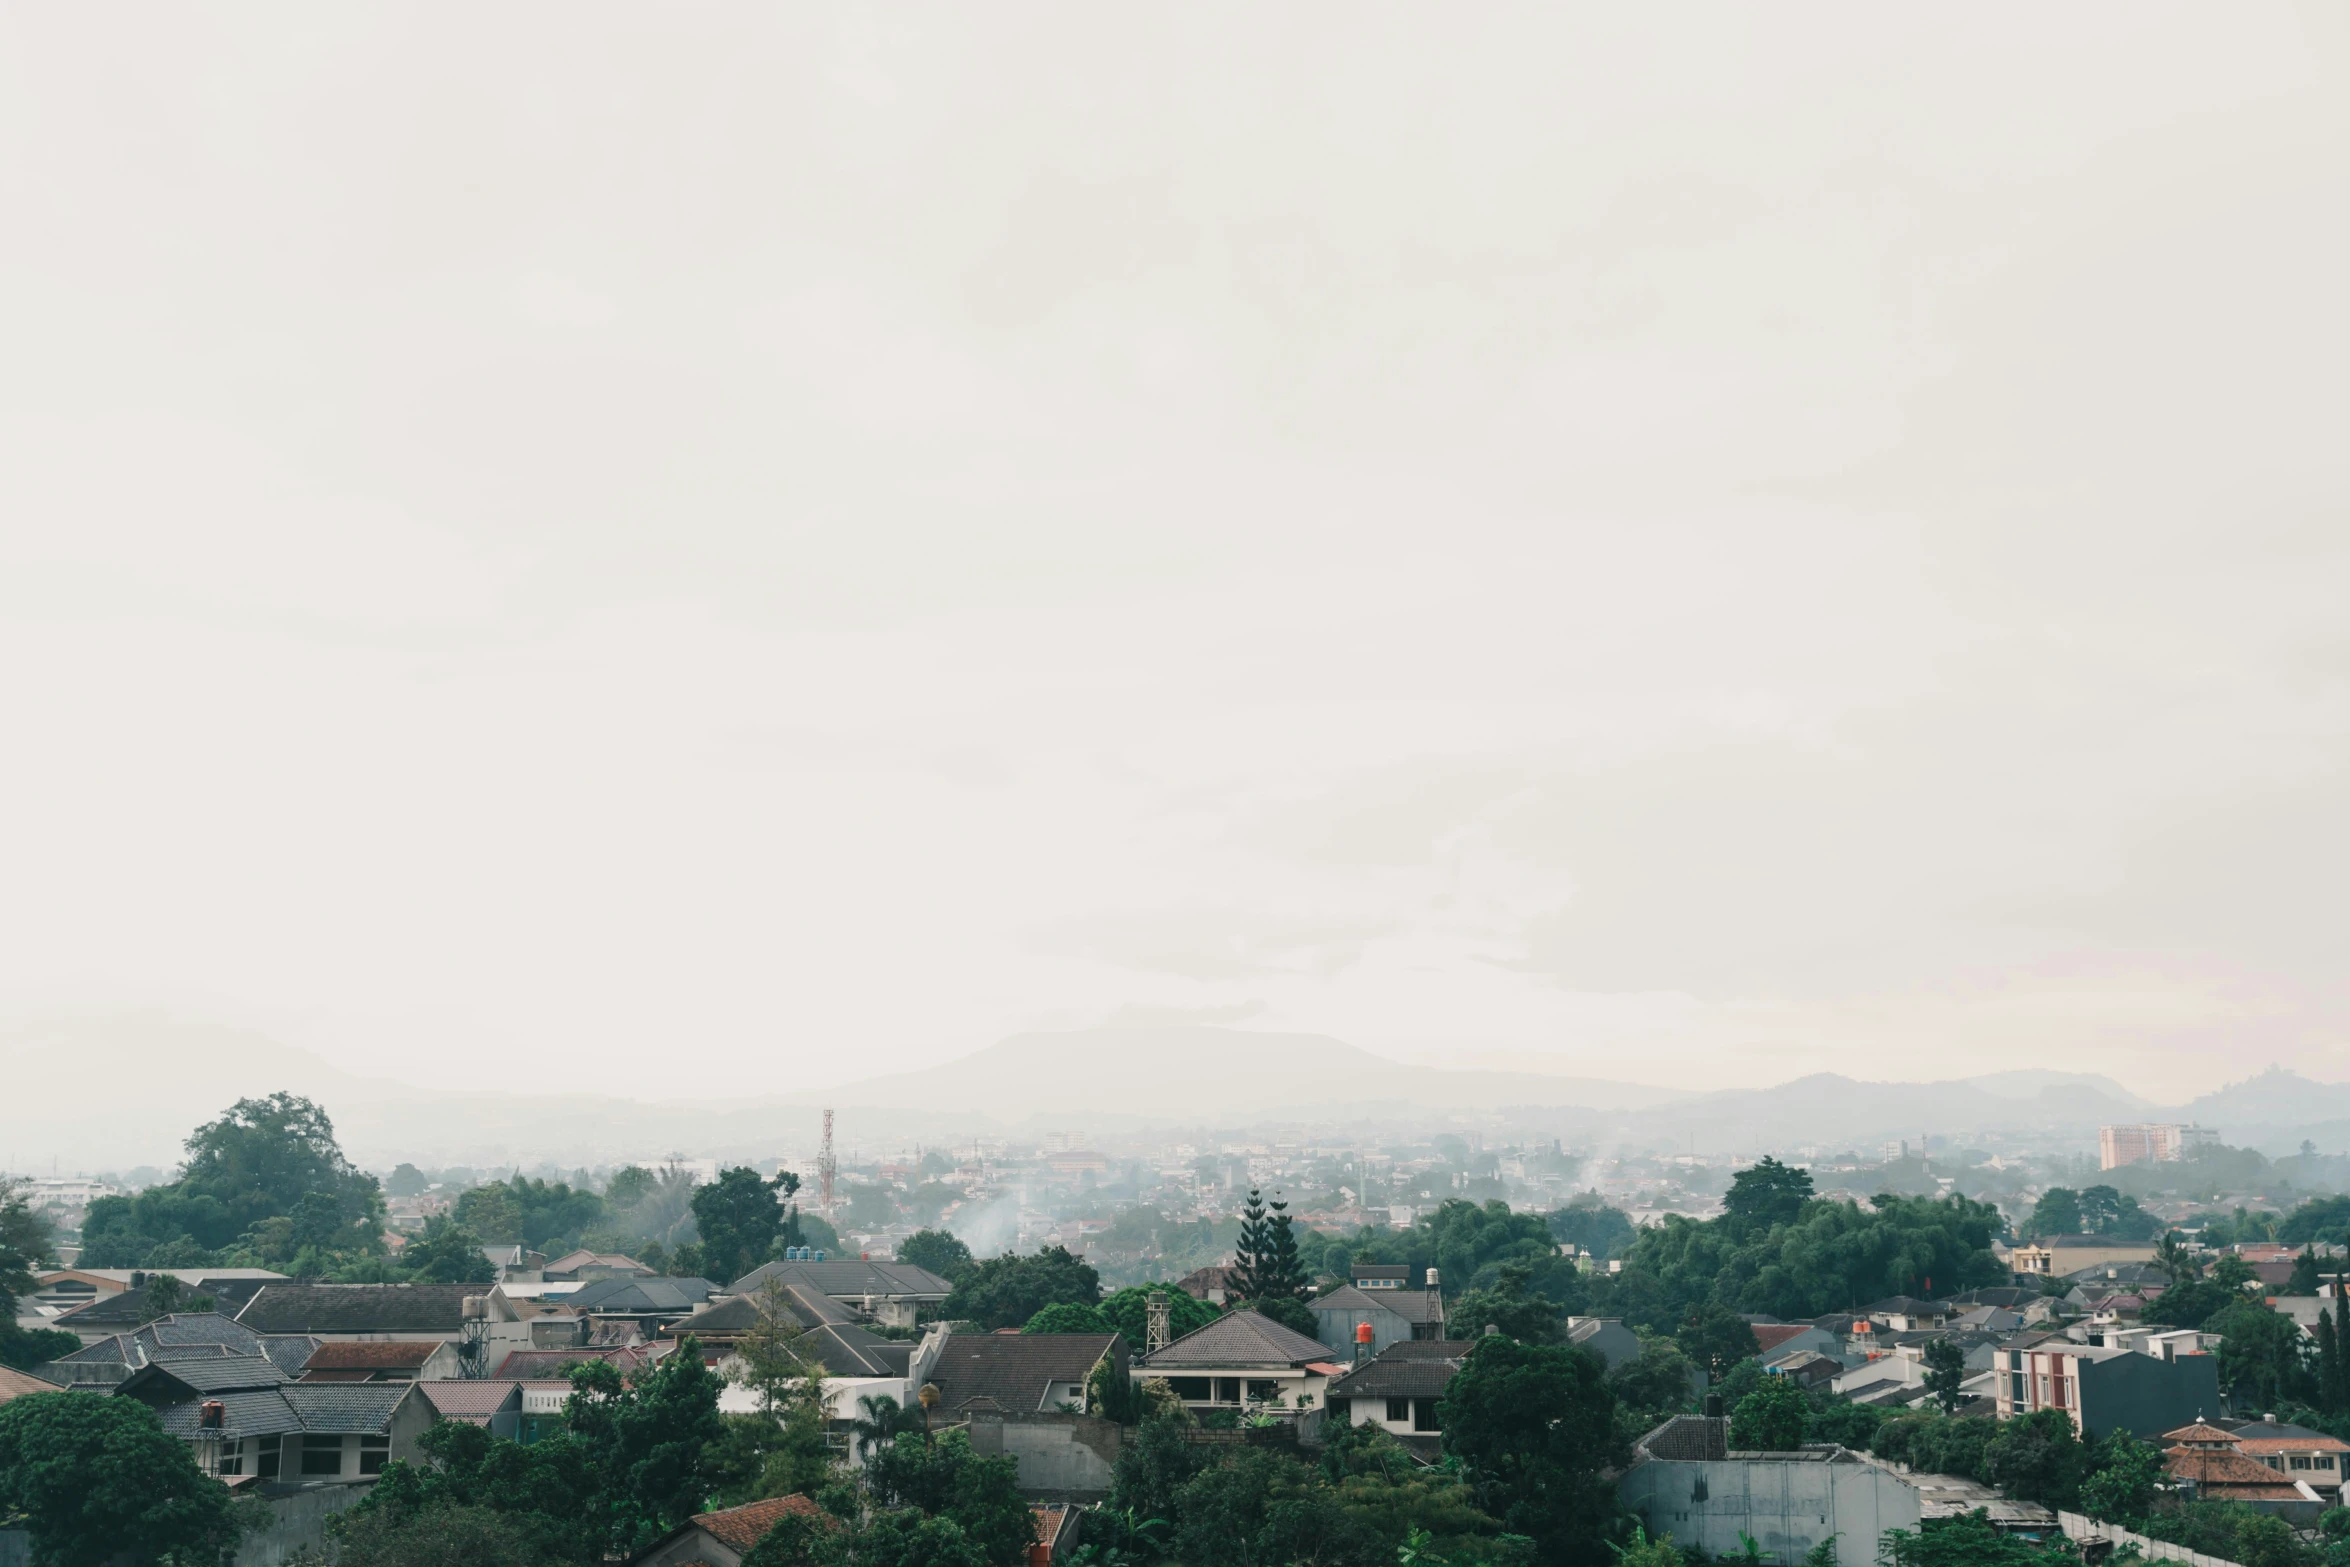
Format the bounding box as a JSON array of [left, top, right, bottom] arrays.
[[690, 1494, 830, 1553], [1751, 1324, 1815, 1355], [2164, 1447, 2307, 1499]]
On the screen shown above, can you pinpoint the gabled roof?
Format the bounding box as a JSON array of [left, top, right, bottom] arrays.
[[303, 1340, 443, 1372], [725, 1259, 955, 1299], [1752, 1324, 1823, 1355], [0, 1366, 60, 1405], [927, 1333, 1119, 1414], [417, 1379, 523, 1424], [546, 1250, 651, 1275], [2164, 1446, 2307, 1496], [564, 1277, 718, 1315], [148, 1381, 417, 1441], [120, 1354, 289, 1398], [798, 1325, 915, 1380], [1328, 1342, 1464, 1400], [236, 1283, 482, 1334], [1638, 1414, 1728, 1463], [1864, 1296, 1952, 1316], [1310, 1286, 1413, 1318], [668, 1283, 860, 1339], [690, 1494, 831, 1552], [1138, 1310, 1329, 1370]]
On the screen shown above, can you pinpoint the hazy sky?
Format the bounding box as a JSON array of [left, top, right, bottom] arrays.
[[2, 5, 2345, 1104]]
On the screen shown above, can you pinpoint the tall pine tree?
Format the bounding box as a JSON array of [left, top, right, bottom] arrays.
[[2323, 1278, 2350, 1414], [1231, 1186, 1307, 1303]]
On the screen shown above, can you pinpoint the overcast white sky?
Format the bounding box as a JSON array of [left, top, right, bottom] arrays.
[[2, 5, 2345, 1104]]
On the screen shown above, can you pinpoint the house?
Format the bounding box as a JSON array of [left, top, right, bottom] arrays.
[[1324, 1340, 1465, 1456], [233, 1282, 483, 1341], [35, 1312, 320, 1391], [925, 1333, 1126, 1419], [1992, 1341, 2219, 1437], [543, 1250, 653, 1283], [1133, 1310, 1344, 1418], [1030, 1503, 1081, 1566], [626, 1494, 833, 1567], [724, 1258, 955, 1331], [112, 1353, 434, 1483], [2206, 1416, 2350, 1502], [299, 1339, 463, 1382], [28, 1268, 286, 1328], [1751, 1323, 1841, 1362], [1310, 1284, 1445, 1358], [416, 1378, 524, 1438], [2161, 1423, 2326, 1520], [1173, 1264, 1240, 1305], [1762, 1350, 1846, 1392], [1564, 1317, 1652, 1375], [1863, 1297, 1953, 1331], [493, 1341, 668, 1381], [1619, 1411, 1922, 1563], [1349, 1265, 1411, 1291], [559, 1276, 720, 1334], [0, 1366, 60, 1407], [2005, 1238, 2157, 1277]]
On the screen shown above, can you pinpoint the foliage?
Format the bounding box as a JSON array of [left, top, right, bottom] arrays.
[[1440, 1337, 1622, 1565], [1246, 1294, 1319, 1337], [1723, 1158, 1815, 1237], [2319, 1284, 2350, 1413], [604, 1164, 657, 1211], [1550, 1199, 1636, 1262], [1607, 1331, 1700, 1422], [1677, 1301, 1761, 1381], [1610, 1523, 1686, 1567], [0, 1179, 78, 1369], [860, 1428, 1034, 1567], [2288, 1249, 2323, 1296], [81, 1094, 384, 1265], [940, 1245, 1100, 1330], [402, 1213, 497, 1282], [1880, 1510, 2084, 1567], [1099, 1285, 1223, 1349], [1921, 1337, 1968, 1415], [1108, 1413, 1203, 1525], [1983, 1409, 2087, 1507], [384, 1162, 430, 1198], [1024, 1301, 1116, 1334], [898, 1229, 976, 1282], [2280, 1196, 2350, 1247], [689, 1166, 801, 1286], [1730, 1373, 1810, 1451], [337, 1419, 606, 1564], [1171, 1446, 1385, 1567], [2079, 1433, 2165, 1524], [1449, 1261, 1566, 1345], [1806, 1397, 1883, 1451], [1869, 1411, 1997, 1483], [1231, 1187, 1309, 1305], [329, 1502, 565, 1567], [2142, 1274, 2237, 1330], [2141, 1501, 2320, 1567], [1328, 1200, 1587, 1310], [2211, 1301, 2315, 1409], [2025, 1189, 2085, 1241], [563, 1337, 730, 1556], [2075, 1186, 2159, 1240], [0, 1392, 250, 1567]]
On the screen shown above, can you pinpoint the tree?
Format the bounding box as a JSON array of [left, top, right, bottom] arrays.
[[1448, 1261, 1565, 1345], [2154, 1230, 2203, 1284], [691, 1167, 799, 1287], [2320, 1280, 2350, 1413], [1729, 1374, 1809, 1451], [2287, 1248, 2323, 1297], [2211, 1301, 2314, 1410], [1549, 1200, 1636, 1262], [898, 1229, 976, 1282], [604, 1165, 657, 1212], [2279, 1196, 2350, 1247], [1098, 1285, 1222, 1350], [1607, 1332, 1701, 1421], [1983, 1409, 2086, 1507], [1722, 1158, 1815, 1237], [331, 1502, 564, 1567], [2144, 1274, 2236, 1330], [0, 1181, 78, 1370], [564, 1338, 730, 1557], [2078, 1186, 2122, 1235], [455, 1177, 609, 1256], [2079, 1433, 2164, 1524], [1439, 1338, 1621, 1565], [1231, 1187, 1308, 1305], [1881, 1510, 2067, 1567], [384, 1163, 431, 1199], [940, 1246, 1100, 1330], [0, 1392, 249, 1567], [404, 1214, 497, 1283], [861, 1428, 1034, 1567], [2025, 1189, 2083, 1241], [1922, 1338, 1968, 1415], [1023, 1301, 1114, 1334], [1676, 1303, 1761, 1383], [334, 1418, 605, 1564], [1109, 1413, 1204, 1527], [1245, 1295, 1318, 1338]]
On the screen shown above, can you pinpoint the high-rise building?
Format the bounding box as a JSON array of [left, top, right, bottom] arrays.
[[2099, 1123, 2218, 1169]]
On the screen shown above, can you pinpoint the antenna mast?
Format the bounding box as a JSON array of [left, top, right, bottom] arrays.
[[819, 1108, 838, 1215]]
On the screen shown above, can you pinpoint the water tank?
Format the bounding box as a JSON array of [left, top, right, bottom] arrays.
[[461, 1296, 488, 1321]]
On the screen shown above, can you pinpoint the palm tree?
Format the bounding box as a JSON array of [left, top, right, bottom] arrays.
[[2154, 1230, 2201, 1284], [849, 1393, 916, 1460]]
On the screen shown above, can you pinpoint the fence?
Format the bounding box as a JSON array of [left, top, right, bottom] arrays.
[[2057, 1510, 2246, 1567]]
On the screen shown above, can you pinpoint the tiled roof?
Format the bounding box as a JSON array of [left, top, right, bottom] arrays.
[[2163, 1422, 2237, 1446], [1752, 1324, 1818, 1355], [304, 1340, 442, 1371], [669, 1283, 860, 1339], [126, 1354, 289, 1394], [1328, 1344, 1464, 1400], [801, 1325, 914, 1380], [236, 1283, 481, 1334], [2237, 1433, 2350, 1454], [1033, 1504, 1074, 1551], [564, 1277, 717, 1315], [490, 1343, 663, 1379], [1864, 1296, 1952, 1316], [726, 1259, 955, 1299], [1639, 1415, 1728, 1462], [281, 1383, 417, 1433], [155, 1388, 308, 1441], [1140, 1310, 1338, 1370], [2165, 1447, 2306, 1497], [690, 1494, 830, 1552], [0, 1366, 60, 1405], [417, 1380, 523, 1423], [928, 1334, 1119, 1415], [546, 1251, 650, 1275]]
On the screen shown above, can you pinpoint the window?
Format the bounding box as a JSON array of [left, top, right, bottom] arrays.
[[301, 1435, 345, 1476], [1327, 1398, 1350, 1420], [360, 1435, 391, 1476], [1386, 1398, 1410, 1424], [256, 1435, 281, 1480], [1167, 1378, 1211, 1402], [1244, 1380, 1279, 1403], [2316, 1455, 2336, 1470], [1214, 1379, 1241, 1405], [2288, 1456, 2309, 1471], [1413, 1399, 1439, 1433], [218, 1442, 243, 1477]]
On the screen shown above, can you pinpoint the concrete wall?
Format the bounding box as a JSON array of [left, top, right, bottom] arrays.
[[1620, 1455, 1920, 1564], [1312, 1301, 1412, 1357], [964, 1412, 1123, 1499], [2080, 1352, 2221, 1439], [0, 1528, 27, 1567], [2058, 1511, 2245, 1567]]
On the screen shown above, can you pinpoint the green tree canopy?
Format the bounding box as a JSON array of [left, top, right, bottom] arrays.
[[2279, 1196, 2350, 1247], [1022, 1301, 1114, 1334], [402, 1214, 496, 1283], [2211, 1301, 2315, 1411], [1439, 1337, 1621, 1564], [1231, 1187, 1309, 1304], [1922, 1338, 1968, 1415], [1730, 1373, 1809, 1451], [1723, 1158, 1815, 1237], [0, 1393, 249, 1567], [940, 1245, 1100, 1330], [455, 1177, 609, 1255], [563, 1338, 730, 1556], [331, 1503, 566, 1567], [1099, 1284, 1223, 1349], [689, 1167, 798, 1286], [1448, 1261, 1566, 1345], [2025, 1189, 2084, 1241], [897, 1229, 975, 1282], [1548, 1200, 1635, 1261], [604, 1165, 657, 1212]]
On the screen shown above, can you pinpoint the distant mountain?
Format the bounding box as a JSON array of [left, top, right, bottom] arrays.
[[2178, 1067, 2350, 1126], [1959, 1069, 2145, 1107], [805, 1026, 1693, 1122]]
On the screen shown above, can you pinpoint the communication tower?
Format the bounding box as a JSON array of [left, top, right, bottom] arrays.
[[819, 1108, 838, 1214]]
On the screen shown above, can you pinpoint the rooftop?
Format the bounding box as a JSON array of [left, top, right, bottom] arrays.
[[927, 1332, 1120, 1415], [236, 1283, 483, 1335], [1138, 1310, 1332, 1370]]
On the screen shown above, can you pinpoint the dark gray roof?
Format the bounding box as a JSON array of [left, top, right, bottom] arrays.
[[928, 1334, 1121, 1414], [564, 1277, 717, 1315], [1947, 1287, 2040, 1309], [802, 1324, 917, 1380], [236, 1283, 482, 1334], [41, 1315, 319, 1389], [1864, 1296, 1953, 1316], [150, 1382, 416, 1441], [1328, 1343, 1464, 1400], [1639, 1415, 1729, 1462], [121, 1354, 289, 1397], [1312, 1286, 1414, 1319], [1139, 1311, 1333, 1370], [726, 1259, 955, 1299], [671, 1283, 860, 1337]]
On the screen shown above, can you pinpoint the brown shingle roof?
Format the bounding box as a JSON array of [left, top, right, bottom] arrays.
[[0, 1366, 61, 1405], [690, 1494, 830, 1552], [1752, 1324, 1816, 1355], [304, 1340, 442, 1370], [928, 1334, 1120, 1415], [2165, 1447, 2306, 1498], [416, 1380, 523, 1423]]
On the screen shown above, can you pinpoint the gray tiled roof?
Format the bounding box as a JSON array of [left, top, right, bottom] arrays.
[[671, 1282, 859, 1338], [417, 1379, 523, 1423], [564, 1277, 717, 1315], [1328, 1343, 1464, 1400], [150, 1382, 416, 1441], [125, 1354, 290, 1395], [155, 1388, 309, 1441], [1138, 1311, 1333, 1370], [928, 1334, 1120, 1414], [802, 1324, 916, 1379], [236, 1283, 482, 1334], [43, 1315, 315, 1389], [727, 1259, 956, 1299], [1639, 1414, 1728, 1462]]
